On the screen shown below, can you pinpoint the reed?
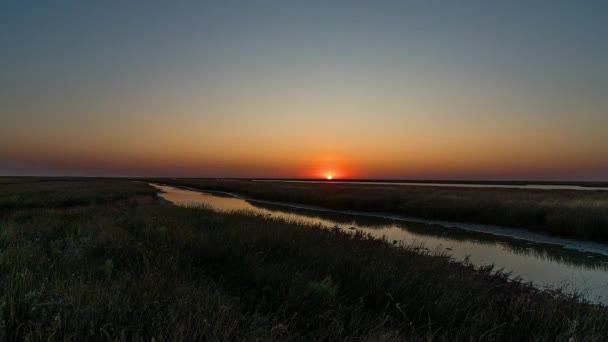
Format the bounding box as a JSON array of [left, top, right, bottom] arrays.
[[149, 178, 608, 242], [1, 178, 607, 341]]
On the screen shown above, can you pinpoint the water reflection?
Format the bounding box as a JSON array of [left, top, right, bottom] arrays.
[[150, 183, 608, 303], [253, 201, 608, 270]]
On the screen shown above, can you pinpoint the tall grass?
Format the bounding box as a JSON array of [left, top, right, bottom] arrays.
[[1, 179, 607, 340], [0, 179, 156, 210], [149, 178, 608, 242]]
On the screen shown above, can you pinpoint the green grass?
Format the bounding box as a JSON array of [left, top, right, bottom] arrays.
[[147, 178, 608, 242], [1, 179, 607, 340]]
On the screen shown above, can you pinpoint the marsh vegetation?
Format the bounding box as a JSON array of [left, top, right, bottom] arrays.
[[149, 178, 608, 242], [0, 178, 607, 340]]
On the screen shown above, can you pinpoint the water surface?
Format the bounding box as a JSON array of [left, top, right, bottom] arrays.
[[151, 183, 608, 303]]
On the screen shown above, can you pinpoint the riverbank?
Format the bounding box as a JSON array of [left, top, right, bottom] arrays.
[[1, 178, 608, 340], [150, 182, 608, 259], [146, 178, 608, 242]]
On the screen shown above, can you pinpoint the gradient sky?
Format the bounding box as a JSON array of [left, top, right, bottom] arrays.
[[2, 1, 607, 179]]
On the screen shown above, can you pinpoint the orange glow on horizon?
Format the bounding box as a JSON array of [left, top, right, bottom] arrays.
[[309, 167, 350, 180], [305, 157, 355, 180]]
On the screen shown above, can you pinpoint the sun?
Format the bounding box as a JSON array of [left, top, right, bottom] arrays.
[[326, 175, 333, 180]]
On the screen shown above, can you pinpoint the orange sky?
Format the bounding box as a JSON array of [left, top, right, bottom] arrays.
[[3, 114, 607, 179]]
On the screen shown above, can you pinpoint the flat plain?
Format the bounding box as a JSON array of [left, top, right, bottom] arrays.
[[147, 178, 608, 242], [1, 177, 607, 341]]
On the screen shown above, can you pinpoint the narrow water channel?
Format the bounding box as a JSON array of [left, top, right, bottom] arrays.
[[150, 183, 608, 303]]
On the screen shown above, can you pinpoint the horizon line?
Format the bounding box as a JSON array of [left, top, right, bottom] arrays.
[[2, 175, 607, 186]]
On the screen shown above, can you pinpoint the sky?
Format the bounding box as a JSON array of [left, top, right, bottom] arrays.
[[1, 1, 607, 180]]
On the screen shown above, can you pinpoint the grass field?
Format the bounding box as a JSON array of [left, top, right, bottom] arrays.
[[1, 178, 607, 340], [147, 178, 608, 242]]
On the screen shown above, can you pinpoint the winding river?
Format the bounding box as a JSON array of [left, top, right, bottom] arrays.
[[150, 183, 608, 303]]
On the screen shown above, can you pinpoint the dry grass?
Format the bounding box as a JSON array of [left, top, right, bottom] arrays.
[[1, 178, 607, 340], [149, 178, 608, 241]]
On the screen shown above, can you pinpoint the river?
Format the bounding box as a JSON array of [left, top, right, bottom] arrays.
[[150, 183, 608, 303]]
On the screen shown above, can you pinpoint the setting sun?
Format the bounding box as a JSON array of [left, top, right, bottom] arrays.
[[326, 175, 333, 180]]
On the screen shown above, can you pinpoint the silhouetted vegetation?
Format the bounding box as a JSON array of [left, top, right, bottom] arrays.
[[149, 178, 608, 242], [0, 179, 156, 210], [1, 178, 607, 340], [248, 200, 608, 270]]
